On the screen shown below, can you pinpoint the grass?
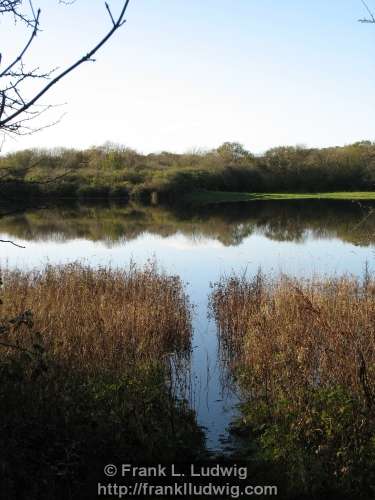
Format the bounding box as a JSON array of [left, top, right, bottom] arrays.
[[0, 263, 204, 499], [186, 190, 375, 204], [211, 272, 375, 499]]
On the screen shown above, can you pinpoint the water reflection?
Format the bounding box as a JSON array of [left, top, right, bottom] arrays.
[[1, 199, 375, 247]]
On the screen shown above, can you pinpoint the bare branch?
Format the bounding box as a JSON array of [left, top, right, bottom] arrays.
[[359, 0, 375, 23], [0, 1, 131, 131], [0, 239, 25, 248], [0, 92, 5, 119], [0, 0, 35, 27], [0, 0, 131, 138], [0, 8, 40, 78], [28, 0, 37, 20], [105, 2, 116, 27]]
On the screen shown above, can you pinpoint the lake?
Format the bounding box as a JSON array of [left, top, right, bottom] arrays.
[[1, 198, 374, 451]]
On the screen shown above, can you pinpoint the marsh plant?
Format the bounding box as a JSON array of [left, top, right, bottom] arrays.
[[0, 263, 203, 500], [211, 272, 375, 498]]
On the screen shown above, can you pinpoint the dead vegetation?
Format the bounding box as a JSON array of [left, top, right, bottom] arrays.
[[0, 261, 192, 372], [211, 271, 375, 497]]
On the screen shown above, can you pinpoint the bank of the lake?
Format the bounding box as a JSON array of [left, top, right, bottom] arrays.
[[185, 190, 375, 204]]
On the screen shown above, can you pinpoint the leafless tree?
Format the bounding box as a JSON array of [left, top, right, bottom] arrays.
[[0, 0, 131, 137]]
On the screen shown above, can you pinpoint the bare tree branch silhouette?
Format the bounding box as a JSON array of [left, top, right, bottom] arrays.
[[0, 0, 131, 137]]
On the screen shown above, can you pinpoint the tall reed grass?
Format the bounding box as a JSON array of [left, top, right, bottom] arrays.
[[211, 272, 375, 498], [0, 263, 203, 500], [0, 262, 191, 371]]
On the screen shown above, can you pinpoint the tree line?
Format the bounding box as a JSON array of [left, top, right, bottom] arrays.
[[0, 140, 374, 203]]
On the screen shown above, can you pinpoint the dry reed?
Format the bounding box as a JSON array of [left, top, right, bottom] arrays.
[[0, 261, 192, 373], [211, 272, 375, 403], [211, 272, 375, 495]]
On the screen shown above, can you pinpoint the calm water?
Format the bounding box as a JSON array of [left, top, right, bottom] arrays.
[[1, 199, 375, 450]]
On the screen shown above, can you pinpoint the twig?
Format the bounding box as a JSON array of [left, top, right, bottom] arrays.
[[0, 239, 25, 248], [359, 0, 375, 23], [105, 2, 115, 27], [0, 8, 40, 78]]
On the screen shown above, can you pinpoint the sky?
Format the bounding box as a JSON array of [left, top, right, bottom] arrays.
[[2, 0, 375, 154]]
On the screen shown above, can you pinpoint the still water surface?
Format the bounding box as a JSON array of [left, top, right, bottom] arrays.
[[1, 199, 374, 450]]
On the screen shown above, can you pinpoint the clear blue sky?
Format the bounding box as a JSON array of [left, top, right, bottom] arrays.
[[2, 0, 375, 154]]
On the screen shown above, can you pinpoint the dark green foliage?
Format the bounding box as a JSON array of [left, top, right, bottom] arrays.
[[1, 141, 374, 204], [238, 386, 375, 499]]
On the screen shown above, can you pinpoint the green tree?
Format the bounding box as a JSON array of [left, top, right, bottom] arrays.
[[215, 142, 253, 165]]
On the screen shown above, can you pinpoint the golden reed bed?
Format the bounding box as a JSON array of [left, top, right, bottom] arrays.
[[211, 272, 375, 400], [0, 262, 192, 373]]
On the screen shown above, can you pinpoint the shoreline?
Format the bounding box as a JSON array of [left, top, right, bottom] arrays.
[[184, 190, 375, 204]]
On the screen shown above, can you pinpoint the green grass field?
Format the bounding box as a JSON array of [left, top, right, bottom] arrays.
[[185, 191, 375, 204]]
